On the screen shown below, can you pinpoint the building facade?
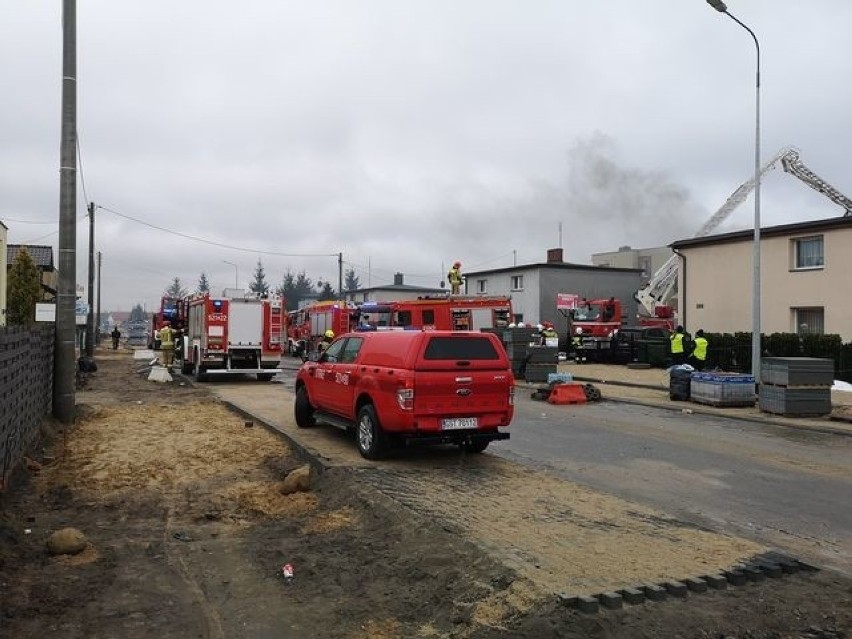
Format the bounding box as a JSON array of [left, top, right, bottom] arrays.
[[465, 248, 643, 331], [346, 273, 444, 303], [6, 244, 57, 302], [591, 245, 672, 283], [671, 217, 852, 340]]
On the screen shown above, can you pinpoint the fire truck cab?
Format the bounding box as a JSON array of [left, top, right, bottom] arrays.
[[284, 301, 359, 356], [360, 296, 513, 332], [181, 293, 283, 381]]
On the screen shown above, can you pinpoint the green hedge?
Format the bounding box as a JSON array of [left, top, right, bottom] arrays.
[[702, 331, 852, 382]]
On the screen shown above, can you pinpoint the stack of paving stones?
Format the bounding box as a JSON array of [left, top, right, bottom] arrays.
[[759, 357, 833, 417], [557, 552, 817, 614], [0, 326, 54, 489], [482, 327, 539, 379]]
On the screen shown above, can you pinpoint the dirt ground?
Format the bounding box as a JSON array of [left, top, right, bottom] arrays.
[[0, 349, 850, 638]]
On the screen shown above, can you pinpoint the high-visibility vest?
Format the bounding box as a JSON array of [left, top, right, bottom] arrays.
[[448, 268, 463, 285], [158, 327, 175, 347], [692, 336, 708, 360], [670, 332, 685, 354]]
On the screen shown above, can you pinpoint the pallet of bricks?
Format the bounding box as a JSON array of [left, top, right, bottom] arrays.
[[758, 357, 833, 417]]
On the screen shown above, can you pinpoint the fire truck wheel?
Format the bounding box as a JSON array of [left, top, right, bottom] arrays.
[[193, 351, 208, 382], [180, 358, 193, 375], [294, 386, 316, 428], [356, 404, 386, 460]]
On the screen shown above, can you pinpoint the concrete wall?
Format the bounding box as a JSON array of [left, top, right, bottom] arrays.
[[679, 225, 852, 340], [539, 267, 642, 327], [591, 246, 672, 280]]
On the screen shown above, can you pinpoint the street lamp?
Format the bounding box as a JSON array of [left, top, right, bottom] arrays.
[[706, 0, 762, 385], [222, 260, 238, 288]]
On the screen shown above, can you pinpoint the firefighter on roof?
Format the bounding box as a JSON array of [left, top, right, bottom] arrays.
[[447, 261, 464, 295]]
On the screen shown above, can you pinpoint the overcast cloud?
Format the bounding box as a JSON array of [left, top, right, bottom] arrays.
[[2, 1, 850, 312]]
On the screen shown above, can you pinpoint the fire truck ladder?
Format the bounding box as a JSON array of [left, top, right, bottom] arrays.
[[635, 146, 852, 317]]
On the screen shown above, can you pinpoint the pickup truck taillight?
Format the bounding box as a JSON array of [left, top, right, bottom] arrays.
[[397, 387, 414, 410], [509, 384, 515, 406]]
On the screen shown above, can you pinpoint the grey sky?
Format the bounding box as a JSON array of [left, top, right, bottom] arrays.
[[2, 1, 850, 312]]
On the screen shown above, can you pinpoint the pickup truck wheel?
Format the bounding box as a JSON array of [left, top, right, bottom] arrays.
[[294, 386, 316, 428], [462, 440, 489, 454], [356, 405, 385, 460]]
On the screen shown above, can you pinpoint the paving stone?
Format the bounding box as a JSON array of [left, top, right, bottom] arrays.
[[663, 580, 688, 598], [598, 592, 623, 610], [704, 574, 728, 590], [685, 576, 708, 593], [641, 584, 667, 601], [577, 596, 599, 614], [618, 587, 646, 605]]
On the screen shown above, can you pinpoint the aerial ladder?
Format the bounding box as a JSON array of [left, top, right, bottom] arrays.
[[635, 147, 852, 326]]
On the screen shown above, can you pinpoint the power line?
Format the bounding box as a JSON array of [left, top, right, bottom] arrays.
[[98, 204, 338, 258], [2, 218, 56, 225], [76, 135, 89, 206]]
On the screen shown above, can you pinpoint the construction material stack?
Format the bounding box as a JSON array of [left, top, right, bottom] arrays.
[[690, 372, 756, 407], [758, 357, 833, 416]]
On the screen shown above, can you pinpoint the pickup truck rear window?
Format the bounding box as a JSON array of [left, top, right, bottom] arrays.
[[423, 336, 500, 361]]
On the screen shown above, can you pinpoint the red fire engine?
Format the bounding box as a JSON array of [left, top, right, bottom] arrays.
[[181, 293, 283, 381], [148, 296, 187, 349], [359, 296, 513, 332], [284, 300, 360, 356], [565, 297, 623, 360]]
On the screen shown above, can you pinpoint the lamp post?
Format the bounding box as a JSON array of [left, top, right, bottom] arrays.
[[706, 0, 762, 384], [222, 260, 238, 289]]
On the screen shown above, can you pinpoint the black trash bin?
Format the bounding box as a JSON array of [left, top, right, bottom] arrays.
[[669, 367, 692, 401]]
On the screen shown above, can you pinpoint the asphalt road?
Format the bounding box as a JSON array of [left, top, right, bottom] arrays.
[[497, 394, 852, 575]]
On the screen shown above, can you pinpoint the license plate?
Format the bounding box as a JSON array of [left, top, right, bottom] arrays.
[[441, 417, 478, 430]]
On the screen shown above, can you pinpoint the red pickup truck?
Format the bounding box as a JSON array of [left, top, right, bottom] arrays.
[[294, 330, 515, 459]]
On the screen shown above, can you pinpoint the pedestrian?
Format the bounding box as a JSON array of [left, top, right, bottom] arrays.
[[689, 329, 709, 371], [157, 321, 176, 368], [670, 325, 686, 366], [447, 261, 464, 295], [111, 326, 121, 350]]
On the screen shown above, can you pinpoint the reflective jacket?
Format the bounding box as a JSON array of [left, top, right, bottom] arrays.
[[448, 267, 463, 285], [158, 327, 175, 348], [670, 332, 685, 354], [692, 336, 708, 361]]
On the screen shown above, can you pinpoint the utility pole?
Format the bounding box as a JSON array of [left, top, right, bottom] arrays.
[[338, 252, 343, 298], [96, 250, 102, 346], [85, 202, 95, 357], [54, 0, 77, 424]]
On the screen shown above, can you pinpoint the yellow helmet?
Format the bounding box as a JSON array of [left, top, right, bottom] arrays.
[[324, 330, 335, 339]]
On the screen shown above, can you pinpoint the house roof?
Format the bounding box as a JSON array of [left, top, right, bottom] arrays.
[[7, 244, 55, 269], [355, 283, 445, 294], [671, 216, 852, 250], [465, 261, 642, 277]]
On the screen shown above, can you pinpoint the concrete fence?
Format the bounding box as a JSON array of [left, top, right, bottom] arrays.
[[0, 325, 54, 490]]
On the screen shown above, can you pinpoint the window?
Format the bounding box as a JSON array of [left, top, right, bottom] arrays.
[[340, 337, 363, 363], [422, 309, 435, 325], [476, 279, 487, 294], [794, 307, 824, 335], [395, 310, 412, 326], [423, 336, 500, 360], [322, 339, 345, 362], [793, 236, 824, 269], [638, 256, 652, 280], [511, 275, 524, 291]]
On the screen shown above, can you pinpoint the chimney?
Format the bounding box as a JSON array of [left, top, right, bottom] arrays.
[[546, 248, 563, 263], [393, 272, 404, 286]]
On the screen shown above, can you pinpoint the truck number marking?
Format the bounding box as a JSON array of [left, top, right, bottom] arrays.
[[209, 313, 227, 322]]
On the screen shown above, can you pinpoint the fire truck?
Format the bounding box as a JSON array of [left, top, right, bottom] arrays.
[[563, 296, 623, 361], [365, 295, 513, 332], [148, 296, 187, 349], [180, 293, 283, 381], [284, 300, 360, 356]]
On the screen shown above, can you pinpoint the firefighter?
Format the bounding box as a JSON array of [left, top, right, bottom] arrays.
[[539, 321, 558, 346], [157, 321, 176, 368], [319, 329, 334, 351], [689, 329, 709, 371], [670, 325, 686, 366], [447, 261, 464, 295], [111, 326, 121, 350]]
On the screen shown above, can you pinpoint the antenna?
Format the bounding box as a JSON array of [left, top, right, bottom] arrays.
[[558, 222, 563, 248]]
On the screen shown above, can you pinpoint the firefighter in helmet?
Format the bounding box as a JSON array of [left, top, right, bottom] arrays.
[[539, 321, 558, 346], [157, 321, 176, 368], [447, 261, 464, 295], [319, 329, 334, 351]]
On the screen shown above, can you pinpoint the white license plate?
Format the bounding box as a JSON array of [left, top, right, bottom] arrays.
[[441, 417, 478, 430]]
